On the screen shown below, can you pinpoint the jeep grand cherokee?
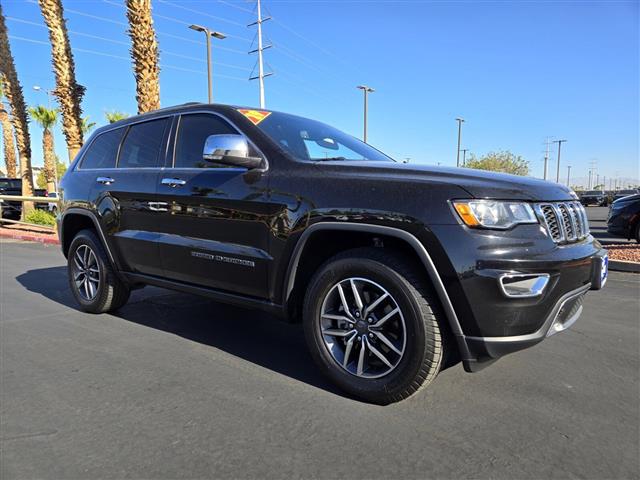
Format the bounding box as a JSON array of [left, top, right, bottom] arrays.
[[57, 103, 608, 404]]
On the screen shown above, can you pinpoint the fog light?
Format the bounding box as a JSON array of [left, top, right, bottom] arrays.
[[499, 273, 550, 298]]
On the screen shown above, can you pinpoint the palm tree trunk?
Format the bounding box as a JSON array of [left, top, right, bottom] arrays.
[[0, 5, 34, 215], [37, 0, 85, 162], [126, 0, 161, 114], [42, 128, 56, 193], [0, 105, 17, 177]]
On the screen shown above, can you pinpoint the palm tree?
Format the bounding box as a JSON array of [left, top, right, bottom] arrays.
[[81, 116, 96, 135], [29, 105, 58, 194], [125, 0, 161, 113], [0, 5, 34, 213], [105, 111, 129, 124], [0, 79, 17, 177], [37, 0, 86, 162]]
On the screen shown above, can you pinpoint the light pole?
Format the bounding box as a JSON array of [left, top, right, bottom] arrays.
[[461, 148, 469, 167], [566, 165, 571, 187], [33, 85, 53, 107], [552, 139, 567, 183], [357, 85, 374, 143], [189, 24, 226, 103], [455, 118, 465, 167]]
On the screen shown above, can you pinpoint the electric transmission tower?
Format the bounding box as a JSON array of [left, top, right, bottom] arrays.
[[248, 0, 273, 108]]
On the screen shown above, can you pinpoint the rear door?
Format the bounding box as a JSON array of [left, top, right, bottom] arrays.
[[87, 117, 171, 276], [154, 112, 273, 298]]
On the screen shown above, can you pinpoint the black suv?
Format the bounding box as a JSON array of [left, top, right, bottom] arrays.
[[58, 103, 608, 404]]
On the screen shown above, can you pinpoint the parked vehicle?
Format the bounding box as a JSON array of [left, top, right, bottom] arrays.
[[57, 104, 608, 404], [612, 189, 639, 202], [0, 178, 22, 220], [580, 190, 609, 206], [607, 194, 640, 243], [47, 192, 58, 214]]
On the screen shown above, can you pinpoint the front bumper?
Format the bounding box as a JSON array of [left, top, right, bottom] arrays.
[[426, 224, 607, 371]]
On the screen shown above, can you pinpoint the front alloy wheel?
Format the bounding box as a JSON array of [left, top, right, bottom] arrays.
[[319, 277, 406, 378], [72, 245, 100, 301]]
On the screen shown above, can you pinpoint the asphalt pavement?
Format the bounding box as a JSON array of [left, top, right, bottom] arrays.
[[1, 239, 638, 479]]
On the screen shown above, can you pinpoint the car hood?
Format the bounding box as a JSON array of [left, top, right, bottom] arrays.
[[316, 161, 576, 201]]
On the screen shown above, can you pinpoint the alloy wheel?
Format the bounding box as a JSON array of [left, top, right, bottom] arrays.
[[72, 245, 100, 301], [319, 277, 406, 379]]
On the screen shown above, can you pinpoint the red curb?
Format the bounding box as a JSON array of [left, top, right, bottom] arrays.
[[0, 229, 60, 245]]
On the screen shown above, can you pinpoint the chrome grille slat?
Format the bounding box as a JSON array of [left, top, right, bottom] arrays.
[[536, 201, 589, 244]]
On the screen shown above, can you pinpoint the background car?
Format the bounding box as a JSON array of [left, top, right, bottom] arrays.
[[612, 189, 640, 202], [607, 193, 640, 242], [580, 190, 609, 206]]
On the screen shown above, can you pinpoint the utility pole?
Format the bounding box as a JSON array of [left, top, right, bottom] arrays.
[[461, 149, 469, 167], [552, 139, 567, 183], [596, 174, 600, 188], [189, 25, 226, 103], [455, 118, 465, 167], [566, 165, 571, 187], [357, 85, 374, 143], [248, 0, 272, 108], [588, 170, 592, 189], [543, 137, 551, 180]]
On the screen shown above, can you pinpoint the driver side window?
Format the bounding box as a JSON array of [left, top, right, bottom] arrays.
[[174, 114, 237, 168]]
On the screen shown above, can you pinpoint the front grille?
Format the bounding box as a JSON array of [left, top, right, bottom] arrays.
[[535, 201, 589, 244]]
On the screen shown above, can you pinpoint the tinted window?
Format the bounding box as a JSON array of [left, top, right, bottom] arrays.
[[174, 114, 237, 168], [118, 118, 168, 169], [81, 128, 124, 169]]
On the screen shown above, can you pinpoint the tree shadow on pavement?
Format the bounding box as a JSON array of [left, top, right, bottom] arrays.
[[16, 266, 345, 398]]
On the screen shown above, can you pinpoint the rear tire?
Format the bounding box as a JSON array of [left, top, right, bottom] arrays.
[[67, 229, 130, 313], [303, 248, 443, 404]]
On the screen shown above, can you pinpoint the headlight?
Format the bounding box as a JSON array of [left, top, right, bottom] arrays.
[[452, 200, 538, 229]]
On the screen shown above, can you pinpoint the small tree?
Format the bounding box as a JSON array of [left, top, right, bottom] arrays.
[[36, 157, 66, 190], [105, 111, 129, 123], [81, 115, 96, 135], [465, 150, 529, 176], [29, 105, 58, 193]]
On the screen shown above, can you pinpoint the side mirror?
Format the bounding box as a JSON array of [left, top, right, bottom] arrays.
[[203, 134, 263, 169]]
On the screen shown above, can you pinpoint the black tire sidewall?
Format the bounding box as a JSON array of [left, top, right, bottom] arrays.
[[304, 256, 432, 402]]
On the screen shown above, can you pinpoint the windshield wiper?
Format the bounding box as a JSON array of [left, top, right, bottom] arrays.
[[314, 156, 347, 162]]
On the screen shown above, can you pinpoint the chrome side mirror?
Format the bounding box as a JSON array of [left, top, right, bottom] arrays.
[[203, 134, 263, 169]]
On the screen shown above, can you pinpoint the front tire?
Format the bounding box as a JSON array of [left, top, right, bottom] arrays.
[[67, 229, 130, 313], [303, 248, 443, 404]]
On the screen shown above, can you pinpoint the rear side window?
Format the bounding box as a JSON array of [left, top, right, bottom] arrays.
[[174, 114, 237, 168], [80, 128, 124, 169], [118, 118, 168, 169]]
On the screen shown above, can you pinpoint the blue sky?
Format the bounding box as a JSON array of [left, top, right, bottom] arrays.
[[2, 0, 638, 188]]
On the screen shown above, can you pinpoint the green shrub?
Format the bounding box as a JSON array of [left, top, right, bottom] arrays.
[[25, 209, 56, 227]]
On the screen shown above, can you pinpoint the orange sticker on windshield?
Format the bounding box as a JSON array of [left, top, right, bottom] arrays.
[[237, 109, 272, 125]]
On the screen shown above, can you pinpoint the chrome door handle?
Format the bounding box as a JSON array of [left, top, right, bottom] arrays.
[[96, 177, 115, 185], [161, 178, 186, 187]]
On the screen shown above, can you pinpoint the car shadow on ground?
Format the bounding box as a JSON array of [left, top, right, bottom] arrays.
[[16, 266, 346, 398]]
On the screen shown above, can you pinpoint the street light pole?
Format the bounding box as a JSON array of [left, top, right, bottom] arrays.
[[357, 85, 374, 143], [566, 165, 571, 187], [552, 139, 567, 183], [33, 85, 52, 108], [189, 24, 226, 103], [455, 118, 465, 167], [461, 148, 469, 167]]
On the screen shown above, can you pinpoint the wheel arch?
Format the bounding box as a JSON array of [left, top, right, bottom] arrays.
[[282, 222, 472, 360], [60, 208, 116, 266]]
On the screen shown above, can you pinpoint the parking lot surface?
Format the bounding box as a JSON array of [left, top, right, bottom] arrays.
[[1, 239, 638, 479]]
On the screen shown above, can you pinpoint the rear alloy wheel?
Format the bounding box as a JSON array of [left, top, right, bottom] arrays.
[[68, 229, 131, 313], [304, 248, 444, 404]]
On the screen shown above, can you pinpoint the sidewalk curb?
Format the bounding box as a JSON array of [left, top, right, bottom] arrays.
[[609, 260, 640, 273], [0, 229, 60, 245]]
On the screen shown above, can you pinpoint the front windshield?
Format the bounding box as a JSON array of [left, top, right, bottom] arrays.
[[253, 111, 392, 162], [0, 179, 20, 189]]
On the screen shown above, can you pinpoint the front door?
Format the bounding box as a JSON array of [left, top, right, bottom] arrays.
[[154, 112, 273, 298]]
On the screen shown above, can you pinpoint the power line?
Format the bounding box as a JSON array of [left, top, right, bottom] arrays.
[[157, 0, 247, 28]]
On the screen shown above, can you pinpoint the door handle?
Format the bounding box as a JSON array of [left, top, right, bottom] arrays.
[[96, 176, 115, 185], [161, 178, 186, 187]]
